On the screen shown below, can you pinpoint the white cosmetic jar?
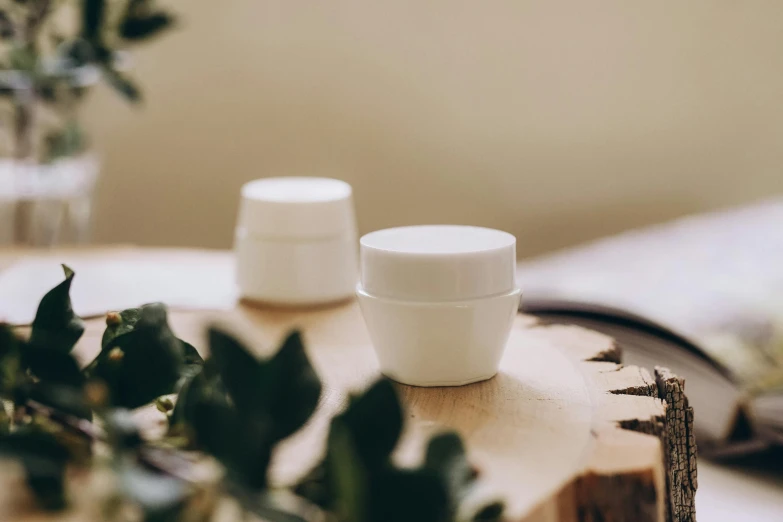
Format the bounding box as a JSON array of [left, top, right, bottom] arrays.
[[235, 177, 358, 306], [357, 225, 521, 386]]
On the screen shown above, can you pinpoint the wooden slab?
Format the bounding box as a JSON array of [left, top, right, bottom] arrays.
[[0, 248, 697, 522], [76, 302, 695, 521]]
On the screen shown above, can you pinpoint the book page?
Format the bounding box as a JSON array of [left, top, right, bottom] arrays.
[[0, 248, 239, 325], [518, 198, 783, 394]]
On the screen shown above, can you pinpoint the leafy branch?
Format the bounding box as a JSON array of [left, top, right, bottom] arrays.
[[0, 266, 504, 522], [0, 0, 176, 162]]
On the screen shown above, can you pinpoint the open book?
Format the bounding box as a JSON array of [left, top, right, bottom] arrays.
[[517, 198, 783, 457]]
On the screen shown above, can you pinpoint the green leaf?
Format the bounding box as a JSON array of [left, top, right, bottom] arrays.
[[472, 501, 505, 522], [191, 397, 239, 460], [167, 367, 203, 430], [326, 419, 366, 522], [27, 382, 91, 420], [368, 468, 449, 522], [168, 359, 222, 434], [182, 341, 204, 367], [102, 67, 141, 103], [207, 328, 260, 413], [340, 378, 402, 469], [101, 308, 142, 349], [29, 265, 85, 353], [295, 378, 401, 509], [424, 432, 469, 473], [85, 303, 184, 409], [0, 407, 9, 435], [177, 341, 205, 390], [192, 398, 272, 489], [120, 13, 175, 41], [82, 0, 106, 41], [424, 432, 504, 521], [209, 328, 321, 441], [424, 431, 477, 514], [0, 429, 71, 511], [292, 462, 328, 507], [259, 331, 322, 440], [0, 11, 14, 39], [187, 329, 321, 490], [0, 324, 17, 359], [26, 474, 67, 512], [0, 324, 21, 394], [22, 344, 84, 387], [90, 306, 201, 395], [60, 38, 96, 67]]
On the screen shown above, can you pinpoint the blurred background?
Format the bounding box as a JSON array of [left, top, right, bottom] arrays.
[[1, 2, 783, 519], [83, 0, 783, 255]]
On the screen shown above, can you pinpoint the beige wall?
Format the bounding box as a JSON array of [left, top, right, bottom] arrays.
[[84, 1, 783, 258]]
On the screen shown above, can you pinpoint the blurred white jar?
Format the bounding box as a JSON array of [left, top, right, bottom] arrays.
[[235, 177, 358, 306], [357, 225, 521, 386]]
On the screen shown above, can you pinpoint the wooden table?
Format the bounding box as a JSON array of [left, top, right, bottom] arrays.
[[0, 248, 697, 522]]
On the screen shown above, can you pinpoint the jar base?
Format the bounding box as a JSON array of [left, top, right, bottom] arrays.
[[381, 371, 498, 387], [239, 295, 355, 312]]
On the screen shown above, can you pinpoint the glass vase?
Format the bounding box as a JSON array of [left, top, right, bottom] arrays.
[[0, 154, 99, 247]]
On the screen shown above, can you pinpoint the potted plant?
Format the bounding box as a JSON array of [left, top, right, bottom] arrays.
[[0, 0, 175, 246]]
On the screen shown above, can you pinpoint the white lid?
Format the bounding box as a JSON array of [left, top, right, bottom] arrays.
[[359, 225, 517, 301], [237, 177, 356, 239]]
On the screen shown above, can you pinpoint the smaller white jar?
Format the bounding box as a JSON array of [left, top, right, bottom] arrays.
[[235, 177, 358, 306], [357, 225, 521, 386]]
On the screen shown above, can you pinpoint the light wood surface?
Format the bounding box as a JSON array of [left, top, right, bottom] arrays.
[[85, 306, 686, 521], [0, 248, 697, 521]]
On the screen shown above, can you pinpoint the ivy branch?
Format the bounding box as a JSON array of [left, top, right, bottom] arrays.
[[0, 266, 505, 522]]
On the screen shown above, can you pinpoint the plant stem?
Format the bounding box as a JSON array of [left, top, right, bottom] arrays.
[[26, 399, 211, 486], [26, 399, 105, 439], [15, 0, 51, 161], [11, 0, 52, 245], [11, 81, 36, 244]]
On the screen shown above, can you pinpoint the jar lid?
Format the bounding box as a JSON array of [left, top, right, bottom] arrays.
[[237, 177, 356, 239], [359, 225, 517, 301]]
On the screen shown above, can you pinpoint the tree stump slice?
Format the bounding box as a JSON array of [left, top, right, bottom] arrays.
[[157, 302, 695, 522], [0, 248, 698, 522]]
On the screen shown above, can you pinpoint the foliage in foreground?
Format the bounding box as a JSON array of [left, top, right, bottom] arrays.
[[0, 265, 504, 522]]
